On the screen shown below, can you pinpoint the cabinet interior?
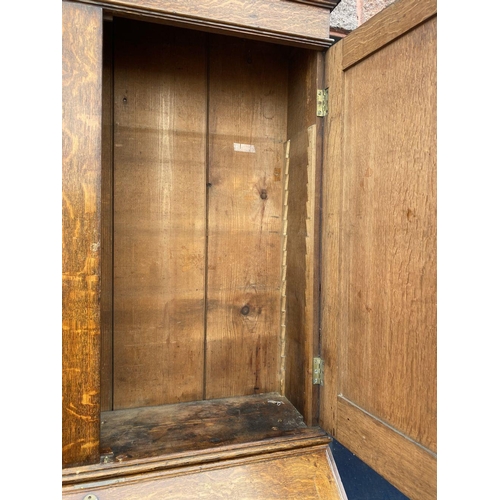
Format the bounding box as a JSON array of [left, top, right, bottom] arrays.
[[100, 16, 323, 459]]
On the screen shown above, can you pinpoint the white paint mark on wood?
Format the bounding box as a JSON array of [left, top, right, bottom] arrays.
[[233, 143, 256, 153]]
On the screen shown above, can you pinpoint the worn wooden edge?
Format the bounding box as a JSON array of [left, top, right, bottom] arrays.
[[342, 0, 437, 69], [62, 1, 103, 468], [292, 0, 340, 9], [336, 397, 437, 500], [63, 0, 334, 49], [304, 124, 317, 426], [310, 51, 325, 427], [326, 446, 349, 500], [63, 428, 331, 485], [279, 140, 290, 397], [312, 52, 326, 425], [63, 443, 335, 495], [318, 39, 343, 437]]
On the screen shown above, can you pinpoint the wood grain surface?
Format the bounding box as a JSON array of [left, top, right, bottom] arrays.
[[319, 39, 343, 438], [336, 397, 436, 500], [205, 36, 288, 399], [63, 445, 345, 500], [284, 50, 323, 426], [100, 20, 114, 412], [62, 1, 103, 467], [63, 394, 333, 487], [320, 2, 436, 497], [341, 15, 437, 451], [100, 393, 307, 460], [68, 0, 333, 48], [112, 19, 208, 409], [342, 0, 437, 69]]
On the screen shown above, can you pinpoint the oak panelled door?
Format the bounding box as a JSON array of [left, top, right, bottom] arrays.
[[320, 0, 437, 499]]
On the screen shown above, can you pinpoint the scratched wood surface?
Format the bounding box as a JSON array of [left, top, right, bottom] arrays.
[[63, 446, 346, 500], [204, 36, 289, 400], [284, 50, 323, 426], [112, 19, 208, 409], [64, 394, 332, 486], [62, 1, 103, 467], [100, 393, 307, 460]]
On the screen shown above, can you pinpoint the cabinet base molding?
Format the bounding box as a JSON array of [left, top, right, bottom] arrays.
[[63, 444, 346, 499], [62, 394, 346, 499]]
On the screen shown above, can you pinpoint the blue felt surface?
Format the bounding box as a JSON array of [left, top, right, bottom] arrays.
[[329, 439, 409, 500]]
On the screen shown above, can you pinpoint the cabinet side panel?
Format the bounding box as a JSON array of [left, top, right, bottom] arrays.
[[62, 1, 103, 467], [205, 37, 288, 399], [112, 20, 207, 408], [319, 40, 343, 437], [285, 50, 323, 425]]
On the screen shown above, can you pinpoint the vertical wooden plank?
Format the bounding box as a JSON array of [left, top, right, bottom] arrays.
[[62, 1, 103, 467], [284, 50, 323, 425], [319, 40, 343, 437], [112, 20, 207, 408], [205, 36, 288, 399], [100, 20, 114, 412]]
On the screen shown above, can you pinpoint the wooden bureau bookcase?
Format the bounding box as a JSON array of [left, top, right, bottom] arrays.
[[62, 0, 437, 498]]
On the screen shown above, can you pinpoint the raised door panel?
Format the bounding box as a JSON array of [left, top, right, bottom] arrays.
[[320, 0, 437, 497]]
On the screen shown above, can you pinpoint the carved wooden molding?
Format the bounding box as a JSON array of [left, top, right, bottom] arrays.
[[63, 0, 335, 49]]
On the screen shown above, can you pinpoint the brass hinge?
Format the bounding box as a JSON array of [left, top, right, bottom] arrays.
[[313, 357, 324, 385], [316, 89, 328, 117]]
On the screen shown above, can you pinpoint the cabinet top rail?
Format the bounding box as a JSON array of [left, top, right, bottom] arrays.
[[62, 0, 337, 49]]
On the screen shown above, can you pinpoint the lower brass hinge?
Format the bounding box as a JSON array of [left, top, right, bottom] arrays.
[[313, 357, 324, 385], [316, 89, 328, 117]]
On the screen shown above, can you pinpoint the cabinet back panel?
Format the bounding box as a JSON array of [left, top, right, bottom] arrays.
[[110, 21, 292, 408], [205, 36, 288, 399], [113, 20, 208, 408]]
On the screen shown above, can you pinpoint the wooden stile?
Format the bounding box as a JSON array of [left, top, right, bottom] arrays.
[[62, 1, 103, 467]]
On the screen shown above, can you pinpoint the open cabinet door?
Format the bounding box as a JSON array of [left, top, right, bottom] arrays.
[[320, 0, 437, 498]]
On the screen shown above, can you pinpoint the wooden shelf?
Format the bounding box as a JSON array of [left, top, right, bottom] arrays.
[[62, 394, 347, 499], [63, 394, 332, 484], [101, 393, 313, 460]]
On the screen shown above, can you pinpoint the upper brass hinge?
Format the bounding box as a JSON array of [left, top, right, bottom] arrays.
[[316, 89, 328, 117], [313, 356, 324, 385]]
